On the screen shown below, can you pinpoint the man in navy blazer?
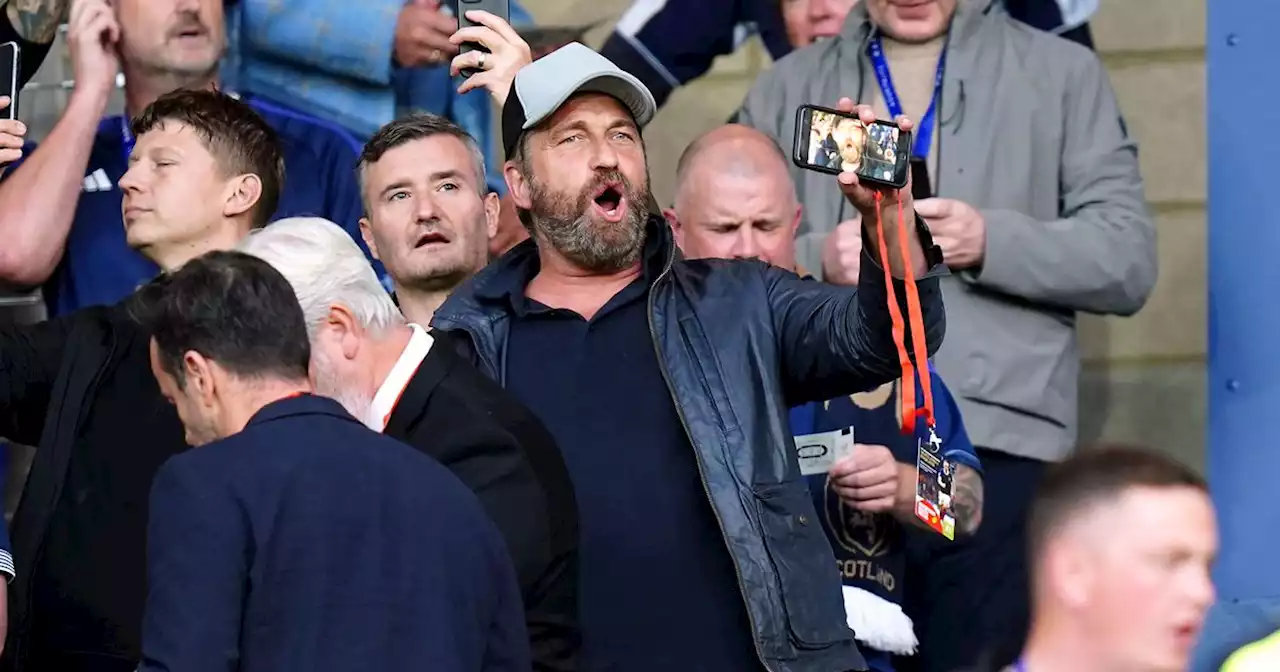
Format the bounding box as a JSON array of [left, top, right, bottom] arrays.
[[130, 250, 529, 672]]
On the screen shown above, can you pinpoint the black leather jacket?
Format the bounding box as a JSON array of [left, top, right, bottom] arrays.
[[433, 217, 946, 672]]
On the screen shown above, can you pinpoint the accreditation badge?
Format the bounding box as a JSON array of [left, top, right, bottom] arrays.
[[913, 424, 955, 540]]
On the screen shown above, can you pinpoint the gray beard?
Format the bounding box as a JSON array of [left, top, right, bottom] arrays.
[[526, 175, 650, 274]]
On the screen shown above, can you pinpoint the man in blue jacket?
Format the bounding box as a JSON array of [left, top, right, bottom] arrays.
[[132, 250, 529, 672], [668, 122, 984, 672], [432, 43, 947, 671], [0, 0, 380, 317]]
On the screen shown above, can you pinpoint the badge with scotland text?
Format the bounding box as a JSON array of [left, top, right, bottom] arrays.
[[913, 424, 955, 540], [794, 427, 855, 476]]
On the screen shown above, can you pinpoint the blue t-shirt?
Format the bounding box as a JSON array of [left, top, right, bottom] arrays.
[[789, 370, 979, 672], [9, 95, 384, 317]]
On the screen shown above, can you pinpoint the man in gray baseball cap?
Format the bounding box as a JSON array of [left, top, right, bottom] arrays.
[[435, 41, 947, 672]]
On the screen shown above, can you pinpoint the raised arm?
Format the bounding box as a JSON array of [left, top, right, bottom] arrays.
[[600, 0, 773, 109], [0, 0, 117, 286], [138, 458, 249, 672], [961, 52, 1156, 316], [769, 102, 946, 404]]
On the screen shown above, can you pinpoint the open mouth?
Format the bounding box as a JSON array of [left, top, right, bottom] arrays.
[[414, 231, 450, 249], [592, 183, 627, 222], [172, 25, 207, 39]]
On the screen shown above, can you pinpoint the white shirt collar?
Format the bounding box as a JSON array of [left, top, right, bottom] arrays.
[[370, 324, 433, 432]]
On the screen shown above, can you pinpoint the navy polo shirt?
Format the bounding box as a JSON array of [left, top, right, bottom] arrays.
[[502, 246, 762, 670], [7, 95, 385, 317]]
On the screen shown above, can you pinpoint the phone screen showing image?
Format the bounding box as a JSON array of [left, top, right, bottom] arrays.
[[793, 105, 910, 189]]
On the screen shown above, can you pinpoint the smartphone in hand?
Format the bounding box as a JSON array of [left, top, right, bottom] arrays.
[[0, 41, 20, 121], [792, 104, 911, 190], [455, 0, 510, 78]]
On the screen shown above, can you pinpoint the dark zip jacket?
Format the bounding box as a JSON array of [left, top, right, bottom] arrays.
[[432, 217, 947, 672]]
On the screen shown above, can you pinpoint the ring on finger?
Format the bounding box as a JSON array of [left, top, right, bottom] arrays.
[[430, 49, 443, 61], [478, 51, 486, 69]]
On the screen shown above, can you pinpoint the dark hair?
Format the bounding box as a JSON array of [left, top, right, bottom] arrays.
[[358, 112, 487, 204], [130, 250, 311, 386], [131, 89, 285, 229], [1028, 444, 1207, 561]]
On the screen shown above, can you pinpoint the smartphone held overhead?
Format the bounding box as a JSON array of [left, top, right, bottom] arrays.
[[455, 0, 510, 77], [792, 104, 911, 190]]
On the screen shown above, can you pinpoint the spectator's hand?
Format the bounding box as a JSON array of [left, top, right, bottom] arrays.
[[394, 0, 460, 68], [820, 216, 863, 286], [449, 10, 532, 106], [67, 0, 121, 99], [916, 197, 986, 269], [832, 98, 914, 217], [829, 444, 901, 514], [0, 97, 25, 166]]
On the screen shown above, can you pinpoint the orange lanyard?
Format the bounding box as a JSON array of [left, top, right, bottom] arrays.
[[871, 191, 935, 434]]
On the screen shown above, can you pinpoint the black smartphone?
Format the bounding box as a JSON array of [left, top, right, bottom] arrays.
[[792, 104, 911, 190], [911, 158, 932, 200], [455, 0, 510, 78], [0, 41, 19, 121]]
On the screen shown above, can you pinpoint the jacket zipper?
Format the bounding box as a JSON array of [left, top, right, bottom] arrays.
[[644, 246, 773, 671]]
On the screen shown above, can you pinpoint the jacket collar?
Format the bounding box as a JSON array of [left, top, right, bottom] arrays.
[[434, 214, 676, 325], [246, 393, 357, 428]]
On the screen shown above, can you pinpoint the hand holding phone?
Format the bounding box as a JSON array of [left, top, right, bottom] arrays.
[[454, 0, 511, 78], [793, 102, 912, 193], [449, 8, 530, 104]]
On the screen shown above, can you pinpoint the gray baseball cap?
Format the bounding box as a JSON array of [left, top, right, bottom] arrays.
[[501, 42, 657, 158]]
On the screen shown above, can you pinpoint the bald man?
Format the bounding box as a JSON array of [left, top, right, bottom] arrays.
[[665, 124, 986, 672]]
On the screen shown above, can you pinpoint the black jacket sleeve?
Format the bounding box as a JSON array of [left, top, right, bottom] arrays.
[[0, 312, 76, 445]]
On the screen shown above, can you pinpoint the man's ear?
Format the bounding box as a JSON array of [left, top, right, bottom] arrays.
[[359, 216, 381, 261], [182, 350, 218, 407], [504, 160, 531, 211], [790, 203, 803, 235], [663, 208, 685, 248], [323, 304, 363, 360], [223, 173, 263, 220], [482, 191, 501, 240]]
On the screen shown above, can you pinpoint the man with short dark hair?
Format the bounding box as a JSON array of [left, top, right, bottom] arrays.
[[0, 89, 287, 672], [995, 446, 1216, 672], [131, 250, 529, 672], [357, 113, 499, 326], [434, 42, 947, 671]]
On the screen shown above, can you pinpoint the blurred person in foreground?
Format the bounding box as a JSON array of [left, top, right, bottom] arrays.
[[132, 250, 528, 672], [431, 40, 947, 670], [238, 217, 580, 672], [976, 446, 1215, 672], [0, 89, 283, 672], [737, 1, 1157, 668], [0, 0, 376, 317], [668, 122, 984, 672]]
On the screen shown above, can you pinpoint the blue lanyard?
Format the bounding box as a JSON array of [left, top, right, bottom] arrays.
[[867, 36, 946, 160]]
